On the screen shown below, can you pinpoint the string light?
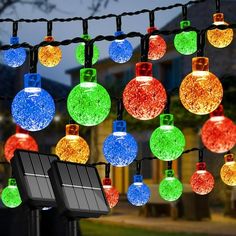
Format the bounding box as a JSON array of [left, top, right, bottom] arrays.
[[55, 124, 89, 164], [179, 57, 223, 115], [4, 125, 38, 162], [150, 114, 185, 161]]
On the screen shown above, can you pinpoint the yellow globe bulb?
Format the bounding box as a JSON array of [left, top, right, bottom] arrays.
[[179, 57, 223, 115], [55, 124, 90, 164], [220, 154, 236, 186], [38, 36, 62, 67], [207, 13, 234, 48]]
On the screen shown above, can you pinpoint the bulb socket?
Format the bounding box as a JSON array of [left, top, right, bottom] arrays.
[[103, 177, 112, 186], [82, 34, 91, 41], [113, 120, 126, 133], [224, 153, 234, 163], [133, 174, 143, 183], [213, 13, 225, 23], [147, 26, 157, 34], [136, 62, 152, 77], [24, 73, 41, 88], [80, 68, 97, 83], [180, 20, 191, 29], [114, 31, 124, 37], [165, 169, 174, 178], [192, 57, 209, 72], [66, 124, 79, 136], [10, 36, 19, 45], [16, 125, 29, 135], [196, 162, 206, 171], [160, 114, 174, 126], [44, 36, 54, 42], [8, 178, 17, 186], [210, 104, 224, 117]]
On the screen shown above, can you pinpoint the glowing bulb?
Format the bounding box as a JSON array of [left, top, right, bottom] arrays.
[[55, 124, 89, 164], [220, 154, 236, 186], [179, 57, 223, 115], [4, 125, 38, 162], [67, 68, 111, 126], [190, 162, 214, 195], [201, 105, 236, 153], [147, 27, 167, 60], [123, 62, 167, 120], [11, 73, 55, 131], [109, 31, 133, 63], [75, 34, 99, 65], [127, 175, 150, 206], [207, 13, 233, 48], [1, 178, 22, 208], [38, 36, 62, 67], [3, 37, 26, 67], [150, 114, 185, 161], [102, 178, 119, 208], [174, 20, 197, 55], [103, 120, 138, 167]]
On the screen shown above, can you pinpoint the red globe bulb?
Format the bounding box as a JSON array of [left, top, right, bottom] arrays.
[[123, 62, 167, 120], [103, 178, 119, 208], [147, 27, 167, 60], [4, 125, 38, 162], [190, 162, 214, 195], [201, 105, 236, 153]]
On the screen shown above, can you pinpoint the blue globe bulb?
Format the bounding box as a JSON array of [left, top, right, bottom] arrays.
[[3, 37, 26, 67], [11, 73, 55, 131], [109, 31, 133, 63], [103, 120, 138, 167], [127, 175, 150, 206]]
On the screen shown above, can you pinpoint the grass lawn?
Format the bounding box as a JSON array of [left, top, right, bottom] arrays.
[[80, 220, 207, 236]]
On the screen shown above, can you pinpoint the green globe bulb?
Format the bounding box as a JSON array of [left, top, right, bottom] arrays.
[[174, 20, 197, 55], [150, 114, 185, 161], [159, 170, 183, 202], [67, 68, 111, 126], [75, 34, 99, 65], [1, 178, 22, 208]]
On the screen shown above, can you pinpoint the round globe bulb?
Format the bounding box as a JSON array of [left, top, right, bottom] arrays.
[[11, 73, 55, 131], [150, 114, 185, 161], [123, 62, 167, 120], [220, 154, 236, 186], [3, 37, 26, 67], [147, 27, 167, 60], [103, 120, 138, 167], [190, 162, 214, 195], [179, 57, 223, 115], [4, 125, 38, 162], [159, 170, 183, 202], [174, 20, 197, 55], [56, 124, 90, 164], [38, 36, 62, 67], [201, 105, 236, 153], [75, 34, 99, 65], [127, 175, 150, 206], [103, 178, 119, 208], [207, 13, 234, 48], [1, 178, 22, 208], [109, 31, 133, 63], [67, 68, 111, 126]]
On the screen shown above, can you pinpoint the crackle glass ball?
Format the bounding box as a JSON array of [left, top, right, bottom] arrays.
[[220, 154, 236, 186], [103, 178, 119, 208]]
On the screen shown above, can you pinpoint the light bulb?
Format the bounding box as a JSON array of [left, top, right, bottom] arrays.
[[3, 36, 26, 67], [220, 154, 236, 186], [127, 175, 150, 206], [4, 125, 38, 162], [174, 20, 197, 55], [159, 169, 183, 202], [55, 124, 89, 164], [38, 36, 62, 67], [207, 13, 233, 48], [150, 114, 185, 161], [103, 120, 138, 167], [67, 68, 111, 126], [11, 73, 55, 131], [179, 57, 223, 115], [190, 162, 214, 195], [75, 34, 99, 65], [201, 105, 236, 153], [123, 62, 167, 120], [102, 178, 119, 208], [1, 178, 22, 208], [109, 31, 133, 63], [147, 27, 167, 60]]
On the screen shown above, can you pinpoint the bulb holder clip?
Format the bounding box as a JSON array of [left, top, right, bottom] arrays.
[[113, 120, 126, 133], [24, 73, 41, 88], [66, 124, 79, 136]]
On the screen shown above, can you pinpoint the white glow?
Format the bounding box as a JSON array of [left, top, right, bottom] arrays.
[[65, 135, 79, 140], [192, 71, 209, 77], [54, 115, 61, 122], [136, 76, 152, 82], [210, 116, 224, 122], [15, 133, 29, 138], [196, 170, 207, 174], [103, 185, 112, 189], [134, 182, 143, 186], [80, 82, 97, 88], [113, 131, 126, 136], [160, 125, 173, 130], [24, 87, 41, 93], [213, 22, 225, 26]]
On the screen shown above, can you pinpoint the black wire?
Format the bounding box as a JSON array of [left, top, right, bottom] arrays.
[[136, 160, 142, 175], [47, 21, 53, 36], [84, 41, 93, 68], [83, 19, 88, 35], [117, 98, 124, 120], [167, 161, 172, 170], [149, 11, 155, 28], [12, 21, 18, 37], [182, 5, 188, 21], [29, 47, 38, 73], [116, 15, 122, 31], [140, 35, 149, 62], [199, 149, 204, 162], [215, 0, 221, 13], [105, 163, 110, 178], [197, 31, 206, 57]]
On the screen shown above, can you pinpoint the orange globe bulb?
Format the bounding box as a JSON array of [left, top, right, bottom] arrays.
[[4, 125, 38, 162], [220, 154, 236, 186], [55, 124, 90, 164], [207, 13, 234, 48], [38, 36, 62, 67], [179, 57, 223, 115], [103, 178, 119, 208]]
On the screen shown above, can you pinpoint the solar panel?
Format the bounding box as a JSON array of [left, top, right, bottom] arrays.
[[48, 160, 110, 218], [11, 149, 58, 208]]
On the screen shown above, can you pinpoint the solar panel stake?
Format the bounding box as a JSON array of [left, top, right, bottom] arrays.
[[28, 208, 40, 236], [67, 219, 77, 236]]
